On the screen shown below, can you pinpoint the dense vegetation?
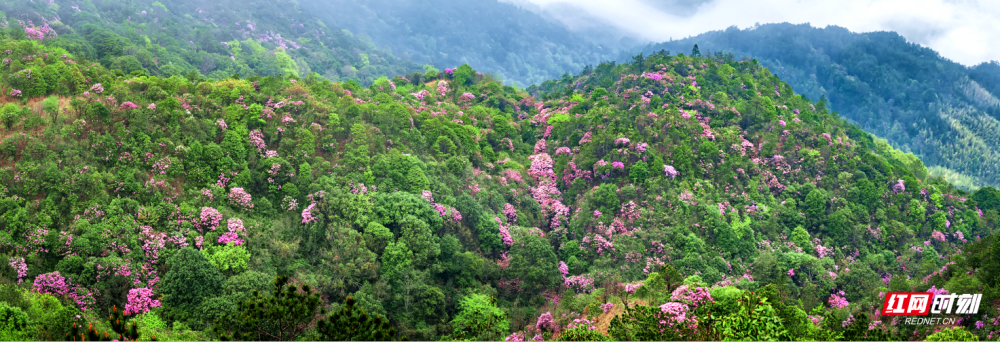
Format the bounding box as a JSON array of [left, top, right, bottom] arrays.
[[631, 23, 1000, 190], [298, 0, 617, 88], [0, 0, 421, 85], [0, 23, 998, 341]]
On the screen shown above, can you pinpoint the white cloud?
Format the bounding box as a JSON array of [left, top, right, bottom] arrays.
[[516, 0, 1000, 66]]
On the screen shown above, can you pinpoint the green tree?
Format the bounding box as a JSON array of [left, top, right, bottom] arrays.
[[159, 247, 225, 326], [0, 302, 31, 341], [713, 291, 788, 341], [789, 226, 813, 254], [316, 296, 400, 341], [1, 103, 20, 130], [405, 165, 429, 193], [216, 275, 322, 341], [629, 161, 650, 182], [448, 294, 509, 341]]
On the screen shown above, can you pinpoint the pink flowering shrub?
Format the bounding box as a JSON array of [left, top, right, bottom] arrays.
[[670, 285, 714, 308], [124, 287, 161, 315], [624, 282, 642, 294], [301, 202, 318, 224], [24, 27, 45, 41], [218, 218, 246, 245], [34, 271, 72, 296], [200, 207, 223, 230], [932, 230, 947, 242], [503, 203, 518, 223], [536, 311, 555, 332], [120, 101, 138, 110], [893, 180, 905, 193], [436, 81, 450, 95], [827, 290, 849, 308], [664, 165, 679, 179], [8, 257, 26, 283], [91, 83, 105, 94], [228, 188, 254, 210]]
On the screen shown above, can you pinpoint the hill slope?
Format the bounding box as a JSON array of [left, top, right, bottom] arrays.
[[629, 23, 1000, 190], [0, 31, 996, 341], [0, 0, 421, 84]]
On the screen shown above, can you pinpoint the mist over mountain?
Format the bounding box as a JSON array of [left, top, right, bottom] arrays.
[[297, 0, 619, 87], [628, 23, 1000, 189]]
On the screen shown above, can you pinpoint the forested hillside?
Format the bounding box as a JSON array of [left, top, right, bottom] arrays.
[[297, 0, 617, 87], [0, 0, 421, 85], [630, 23, 1000, 190], [0, 24, 998, 341]]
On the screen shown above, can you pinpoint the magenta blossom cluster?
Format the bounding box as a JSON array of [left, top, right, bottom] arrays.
[[893, 179, 905, 193], [536, 311, 555, 331], [8, 89, 22, 97], [503, 203, 518, 223], [124, 287, 161, 315], [120, 101, 138, 110], [436, 81, 449, 96], [664, 165, 679, 179], [624, 282, 642, 294], [218, 218, 246, 245], [601, 302, 614, 313], [564, 274, 595, 293], [8, 257, 26, 283], [828, 290, 849, 309], [200, 207, 223, 230], [33, 271, 72, 296], [670, 285, 714, 308], [301, 202, 318, 224], [931, 230, 946, 242], [90, 83, 104, 94], [229, 188, 254, 210], [410, 90, 430, 101]]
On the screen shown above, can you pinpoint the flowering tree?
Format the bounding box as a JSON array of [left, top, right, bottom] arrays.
[[124, 287, 161, 315]]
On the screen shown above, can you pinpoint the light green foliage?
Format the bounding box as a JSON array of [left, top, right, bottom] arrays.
[[448, 294, 509, 340], [714, 291, 787, 341], [201, 242, 251, 274], [0, 103, 19, 130], [926, 326, 978, 341], [0, 302, 31, 341]]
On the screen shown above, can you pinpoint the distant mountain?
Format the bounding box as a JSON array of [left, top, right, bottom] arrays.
[[0, 0, 421, 84], [628, 23, 1000, 189], [297, 0, 619, 87]]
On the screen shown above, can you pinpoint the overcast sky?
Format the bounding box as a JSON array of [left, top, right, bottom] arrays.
[[509, 0, 1000, 66]]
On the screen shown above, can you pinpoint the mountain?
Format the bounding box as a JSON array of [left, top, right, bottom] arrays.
[[297, 0, 619, 87], [627, 23, 1000, 190], [0, 0, 421, 84], [0, 21, 996, 341]]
